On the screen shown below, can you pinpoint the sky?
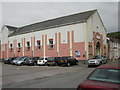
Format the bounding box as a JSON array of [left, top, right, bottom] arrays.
[[0, 1, 119, 40]]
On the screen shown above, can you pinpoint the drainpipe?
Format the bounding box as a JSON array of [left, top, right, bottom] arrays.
[[70, 31, 73, 56], [84, 21, 88, 60], [32, 30, 34, 57]]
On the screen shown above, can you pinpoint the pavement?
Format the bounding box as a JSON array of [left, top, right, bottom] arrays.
[[1, 59, 119, 88], [2, 63, 94, 88], [2, 63, 88, 87], [0, 63, 2, 90]]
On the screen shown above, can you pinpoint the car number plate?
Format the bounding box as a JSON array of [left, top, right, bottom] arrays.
[[48, 63, 51, 64]]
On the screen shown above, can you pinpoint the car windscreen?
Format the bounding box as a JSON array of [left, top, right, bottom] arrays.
[[88, 68, 120, 84], [48, 57, 55, 60], [31, 57, 39, 60], [5, 58, 10, 60], [92, 55, 101, 59], [18, 57, 26, 61], [38, 58, 44, 60], [14, 57, 22, 60], [60, 57, 68, 60]]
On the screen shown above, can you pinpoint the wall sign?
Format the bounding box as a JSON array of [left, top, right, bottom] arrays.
[[96, 35, 100, 39], [75, 51, 80, 57]]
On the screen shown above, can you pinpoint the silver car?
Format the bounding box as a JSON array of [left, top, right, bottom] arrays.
[[15, 57, 29, 66], [88, 55, 107, 67], [11, 57, 23, 65]]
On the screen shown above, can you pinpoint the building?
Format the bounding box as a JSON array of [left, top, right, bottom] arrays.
[[0, 40, 1, 58], [106, 38, 120, 60], [0, 9, 107, 60]]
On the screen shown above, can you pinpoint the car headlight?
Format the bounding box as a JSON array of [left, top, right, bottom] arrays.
[[17, 62, 21, 64], [95, 60, 99, 64]]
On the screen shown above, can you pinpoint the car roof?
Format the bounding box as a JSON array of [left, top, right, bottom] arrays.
[[97, 64, 120, 70]]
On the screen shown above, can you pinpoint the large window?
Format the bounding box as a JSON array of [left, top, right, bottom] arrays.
[[18, 43, 21, 52], [49, 39, 53, 49], [10, 44, 13, 52], [37, 40, 41, 50], [27, 41, 30, 50]]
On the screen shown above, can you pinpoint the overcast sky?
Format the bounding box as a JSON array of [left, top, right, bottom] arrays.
[[0, 1, 119, 40]]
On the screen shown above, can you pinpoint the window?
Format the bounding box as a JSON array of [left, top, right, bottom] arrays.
[[37, 40, 41, 50], [27, 41, 30, 50], [10, 44, 13, 52], [18, 43, 21, 52], [88, 69, 120, 84], [49, 39, 53, 49]]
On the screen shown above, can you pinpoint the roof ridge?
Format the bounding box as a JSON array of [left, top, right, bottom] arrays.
[[19, 9, 97, 29], [9, 9, 97, 37], [5, 25, 18, 29]]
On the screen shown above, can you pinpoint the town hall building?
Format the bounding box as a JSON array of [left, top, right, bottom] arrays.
[[0, 9, 107, 60]]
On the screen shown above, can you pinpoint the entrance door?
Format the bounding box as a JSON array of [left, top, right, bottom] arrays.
[[96, 42, 101, 55]]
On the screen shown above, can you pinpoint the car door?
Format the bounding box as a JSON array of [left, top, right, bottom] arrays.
[[23, 57, 28, 64], [103, 56, 107, 63]]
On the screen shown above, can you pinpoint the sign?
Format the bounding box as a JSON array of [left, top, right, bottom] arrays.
[[75, 51, 80, 57], [96, 35, 100, 39]]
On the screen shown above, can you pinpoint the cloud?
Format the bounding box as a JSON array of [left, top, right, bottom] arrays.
[[1, 2, 118, 33]]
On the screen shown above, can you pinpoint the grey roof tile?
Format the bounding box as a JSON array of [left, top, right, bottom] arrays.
[[9, 9, 97, 37], [5, 25, 18, 31]]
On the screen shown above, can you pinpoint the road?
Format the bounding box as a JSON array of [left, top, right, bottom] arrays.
[[2, 63, 95, 89]]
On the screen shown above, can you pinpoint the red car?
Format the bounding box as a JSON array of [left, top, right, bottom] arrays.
[[77, 64, 120, 90]]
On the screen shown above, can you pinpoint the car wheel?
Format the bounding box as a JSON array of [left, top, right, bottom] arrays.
[[45, 62, 47, 66], [98, 62, 102, 66], [20, 63, 23, 66], [55, 63, 57, 66], [67, 63, 70, 67], [75, 62, 78, 65], [34, 63, 37, 66], [88, 65, 91, 67], [104, 60, 107, 64]]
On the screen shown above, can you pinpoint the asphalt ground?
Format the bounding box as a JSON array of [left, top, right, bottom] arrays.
[[1, 59, 119, 89]]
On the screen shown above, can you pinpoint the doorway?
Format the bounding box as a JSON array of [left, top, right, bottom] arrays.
[[96, 42, 101, 55]]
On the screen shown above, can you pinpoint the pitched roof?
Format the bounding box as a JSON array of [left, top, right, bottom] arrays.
[[5, 25, 18, 31], [9, 9, 97, 37]]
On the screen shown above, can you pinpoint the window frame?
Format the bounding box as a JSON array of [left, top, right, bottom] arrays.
[[10, 44, 13, 52], [37, 40, 41, 50], [49, 39, 53, 49], [27, 41, 30, 50], [18, 43, 21, 52]]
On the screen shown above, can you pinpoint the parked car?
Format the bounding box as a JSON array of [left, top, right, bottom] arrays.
[[58, 56, 78, 67], [77, 64, 120, 90], [25, 57, 39, 66], [11, 57, 24, 65], [4, 57, 17, 64], [15, 56, 29, 66], [37, 57, 48, 66], [88, 55, 107, 67], [0, 59, 5, 62], [47, 57, 60, 66]]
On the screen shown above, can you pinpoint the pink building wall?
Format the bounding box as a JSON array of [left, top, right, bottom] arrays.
[[1, 31, 106, 60]]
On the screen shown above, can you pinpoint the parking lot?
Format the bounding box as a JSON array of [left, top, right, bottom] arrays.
[[1, 60, 119, 88], [1, 62, 95, 88]]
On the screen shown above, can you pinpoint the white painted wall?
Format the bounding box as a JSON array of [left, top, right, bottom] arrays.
[[1, 26, 9, 44], [8, 22, 85, 48], [86, 11, 106, 45], [8, 37, 14, 48], [34, 31, 43, 46], [73, 23, 85, 42], [44, 28, 58, 45]]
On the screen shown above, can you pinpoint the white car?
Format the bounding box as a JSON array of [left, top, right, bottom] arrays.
[[37, 57, 48, 65], [88, 55, 107, 67]]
